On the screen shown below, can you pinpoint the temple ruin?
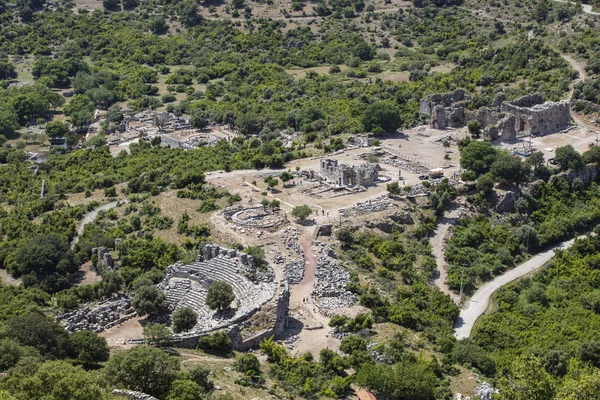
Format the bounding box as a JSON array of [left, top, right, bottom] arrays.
[[319, 159, 379, 187], [420, 90, 571, 141]]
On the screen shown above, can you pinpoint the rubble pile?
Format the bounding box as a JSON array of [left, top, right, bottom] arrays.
[[475, 382, 498, 400], [311, 242, 356, 310], [57, 296, 134, 333], [282, 229, 305, 284], [112, 389, 158, 400]]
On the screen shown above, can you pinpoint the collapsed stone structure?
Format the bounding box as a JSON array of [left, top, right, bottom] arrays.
[[420, 90, 571, 141], [156, 244, 289, 349], [312, 241, 356, 311], [339, 194, 390, 217], [112, 390, 158, 400], [319, 159, 379, 187], [57, 296, 134, 333]]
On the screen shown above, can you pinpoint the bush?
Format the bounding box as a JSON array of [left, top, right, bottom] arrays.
[[453, 339, 496, 376]]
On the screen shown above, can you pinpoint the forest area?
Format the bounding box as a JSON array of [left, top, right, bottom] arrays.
[[1, 0, 600, 398]]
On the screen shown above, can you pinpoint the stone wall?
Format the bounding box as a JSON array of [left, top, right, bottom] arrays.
[[274, 281, 290, 336], [200, 243, 256, 281]]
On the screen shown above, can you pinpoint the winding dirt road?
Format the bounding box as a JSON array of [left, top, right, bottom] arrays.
[[430, 208, 462, 305], [71, 201, 124, 247], [454, 238, 576, 339]]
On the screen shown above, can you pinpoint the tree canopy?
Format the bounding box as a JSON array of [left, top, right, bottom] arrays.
[[205, 281, 235, 311]]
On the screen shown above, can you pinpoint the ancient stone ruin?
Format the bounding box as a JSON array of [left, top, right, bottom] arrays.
[[420, 90, 571, 141], [112, 390, 158, 400], [57, 296, 134, 333], [153, 244, 289, 349], [311, 241, 357, 311], [319, 159, 379, 187], [420, 89, 472, 130], [92, 246, 114, 270]]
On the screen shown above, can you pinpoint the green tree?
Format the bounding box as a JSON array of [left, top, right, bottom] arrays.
[[1, 360, 107, 400], [187, 366, 214, 392], [103, 0, 119, 9], [0, 104, 20, 138], [149, 16, 168, 35], [279, 171, 294, 187], [172, 307, 198, 333], [6, 313, 71, 359], [362, 101, 402, 134], [355, 359, 438, 400], [14, 235, 73, 278], [189, 109, 209, 129], [497, 356, 555, 400], [557, 369, 600, 400], [0, 339, 22, 371], [233, 353, 261, 377], [467, 120, 481, 138], [143, 323, 173, 347], [491, 152, 525, 186], [69, 330, 109, 365], [197, 331, 232, 354], [131, 285, 166, 316], [205, 281, 235, 311], [63, 95, 95, 128], [99, 270, 123, 297], [525, 151, 545, 173], [460, 141, 498, 176], [292, 205, 313, 221], [555, 145, 584, 171], [105, 345, 180, 398], [387, 181, 402, 196]]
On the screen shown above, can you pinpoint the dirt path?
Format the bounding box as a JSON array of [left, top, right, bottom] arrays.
[[286, 225, 337, 357], [454, 237, 577, 339], [558, 53, 600, 133], [430, 207, 461, 305], [72, 200, 125, 247]]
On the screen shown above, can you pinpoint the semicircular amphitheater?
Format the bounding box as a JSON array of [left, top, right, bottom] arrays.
[[156, 244, 289, 344]]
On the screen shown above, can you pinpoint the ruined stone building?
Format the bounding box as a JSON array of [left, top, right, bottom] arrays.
[[319, 159, 379, 187], [419, 89, 472, 130], [420, 90, 571, 141]]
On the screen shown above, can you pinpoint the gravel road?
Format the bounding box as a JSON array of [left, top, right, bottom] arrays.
[[454, 238, 577, 339]]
